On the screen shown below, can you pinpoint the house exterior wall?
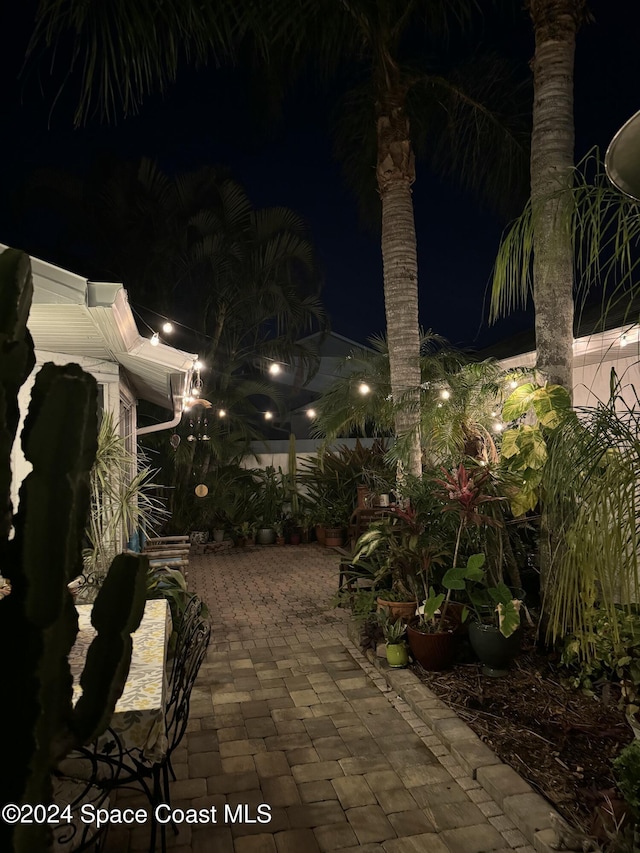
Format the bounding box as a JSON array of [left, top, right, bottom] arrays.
[[11, 350, 124, 512]]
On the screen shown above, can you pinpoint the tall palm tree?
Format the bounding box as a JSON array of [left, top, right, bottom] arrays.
[[28, 0, 530, 480], [491, 0, 586, 396]]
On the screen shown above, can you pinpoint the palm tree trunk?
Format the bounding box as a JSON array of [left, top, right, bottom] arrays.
[[376, 95, 422, 481], [530, 0, 583, 396], [530, 0, 583, 607]]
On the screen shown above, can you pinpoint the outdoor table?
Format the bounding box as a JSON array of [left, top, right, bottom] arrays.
[[70, 598, 173, 761]]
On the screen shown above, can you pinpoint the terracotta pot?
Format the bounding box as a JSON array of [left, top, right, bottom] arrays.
[[276, 535, 285, 546], [315, 524, 326, 545], [407, 624, 456, 671], [377, 597, 417, 622], [289, 532, 301, 545], [325, 527, 345, 547], [445, 601, 469, 635]]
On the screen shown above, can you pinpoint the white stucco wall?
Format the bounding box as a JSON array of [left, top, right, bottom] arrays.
[[11, 351, 121, 512]]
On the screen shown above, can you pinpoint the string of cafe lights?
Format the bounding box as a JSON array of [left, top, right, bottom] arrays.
[[131, 302, 524, 428]]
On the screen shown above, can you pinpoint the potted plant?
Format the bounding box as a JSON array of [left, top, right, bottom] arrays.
[[352, 505, 447, 621], [466, 580, 525, 677], [379, 612, 409, 668], [405, 553, 483, 670], [254, 466, 282, 545]]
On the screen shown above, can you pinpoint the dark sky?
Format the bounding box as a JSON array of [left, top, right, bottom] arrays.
[[1, 1, 639, 350]]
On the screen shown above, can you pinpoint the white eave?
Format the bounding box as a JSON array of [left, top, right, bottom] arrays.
[[2, 244, 196, 413]]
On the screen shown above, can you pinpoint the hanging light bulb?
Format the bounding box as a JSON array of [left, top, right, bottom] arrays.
[[150, 332, 160, 346], [493, 421, 505, 433], [194, 359, 203, 370], [490, 411, 497, 418], [269, 363, 282, 375], [440, 389, 450, 400], [307, 409, 316, 419], [162, 321, 173, 334], [358, 382, 371, 395], [264, 411, 273, 420], [218, 409, 226, 418], [201, 418, 210, 440], [509, 379, 518, 389], [192, 387, 201, 397]]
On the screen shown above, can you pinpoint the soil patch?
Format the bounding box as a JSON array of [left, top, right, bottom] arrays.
[[410, 629, 635, 834]]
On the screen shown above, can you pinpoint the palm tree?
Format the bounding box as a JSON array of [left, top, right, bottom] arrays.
[[311, 331, 507, 465], [491, 0, 586, 396], [28, 0, 530, 480], [26, 157, 327, 381]]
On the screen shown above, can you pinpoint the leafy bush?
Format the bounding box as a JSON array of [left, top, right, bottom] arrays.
[[561, 607, 640, 714], [612, 741, 640, 818]]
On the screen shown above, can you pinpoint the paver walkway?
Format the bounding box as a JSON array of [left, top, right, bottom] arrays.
[[107, 544, 534, 853]]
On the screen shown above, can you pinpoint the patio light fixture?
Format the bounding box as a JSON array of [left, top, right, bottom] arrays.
[[269, 363, 282, 375], [358, 382, 371, 395], [150, 332, 160, 346], [162, 322, 173, 334]]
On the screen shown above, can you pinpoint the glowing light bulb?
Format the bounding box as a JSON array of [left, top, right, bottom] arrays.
[[440, 389, 450, 400], [269, 363, 281, 375], [620, 334, 628, 348], [218, 409, 226, 418], [192, 387, 200, 397], [493, 422, 504, 433], [490, 411, 497, 418], [509, 380, 518, 389], [307, 409, 316, 419], [264, 411, 273, 420], [162, 322, 173, 334], [358, 382, 370, 395], [150, 332, 160, 346], [194, 360, 203, 370]]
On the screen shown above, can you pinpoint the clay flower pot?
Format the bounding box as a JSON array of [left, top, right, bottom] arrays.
[[407, 624, 456, 671], [377, 597, 417, 622]]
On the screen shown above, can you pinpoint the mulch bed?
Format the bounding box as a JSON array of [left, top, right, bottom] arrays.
[[410, 628, 635, 836]]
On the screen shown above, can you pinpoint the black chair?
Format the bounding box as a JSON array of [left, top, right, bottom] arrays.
[[52, 736, 124, 852], [75, 594, 211, 853]]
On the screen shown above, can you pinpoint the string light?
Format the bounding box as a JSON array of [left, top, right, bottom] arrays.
[[509, 380, 518, 389], [307, 409, 316, 419], [194, 360, 203, 370], [264, 411, 273, 420], [150, 332, 160, 346], [162, 322, 173, 334], [358, 382, 371, 395], [440, 389, 450, 400], [269, 363, 282, 375], [493, 422, 505, 433], [490, 411, 497, 417], [218, 409, 227, 418], [620, 334, 628, 348]]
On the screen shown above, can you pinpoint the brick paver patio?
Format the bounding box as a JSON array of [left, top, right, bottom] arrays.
[[106, 543, 533, 853]]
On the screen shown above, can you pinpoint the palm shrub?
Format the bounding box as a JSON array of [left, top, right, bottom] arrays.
[[542, 376, 640, 657]]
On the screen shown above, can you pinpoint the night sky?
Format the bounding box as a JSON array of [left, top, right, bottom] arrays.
[[1, 0, 639, 351]]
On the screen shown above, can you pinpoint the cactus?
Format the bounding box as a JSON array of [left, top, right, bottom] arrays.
[[0, 248, 148, 853]]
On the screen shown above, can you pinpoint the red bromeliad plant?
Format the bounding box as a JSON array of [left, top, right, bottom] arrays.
[[433, 463, 504, 569]]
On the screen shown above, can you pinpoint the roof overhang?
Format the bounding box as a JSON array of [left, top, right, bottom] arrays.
[[1, 244, 196, 414]]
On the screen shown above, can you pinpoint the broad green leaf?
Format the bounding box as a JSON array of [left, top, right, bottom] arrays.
[[466, 553, 486, 573], [500, 429, 520, 459], [442, 567, 466, 590], [510, 487, 538, 517], [497, 600, 521, 637], [502, 383, 537, 421], [531, 385, 571, 428], [422, 587, 445, 620]]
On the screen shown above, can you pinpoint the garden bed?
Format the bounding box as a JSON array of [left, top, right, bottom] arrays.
[[410, 629, 635, 835]]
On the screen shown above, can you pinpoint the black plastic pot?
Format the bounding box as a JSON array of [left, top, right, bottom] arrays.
[[468, 621, 521, 677]]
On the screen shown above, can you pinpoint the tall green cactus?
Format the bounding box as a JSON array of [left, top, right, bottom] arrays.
[[0, 248, 148, 853]]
